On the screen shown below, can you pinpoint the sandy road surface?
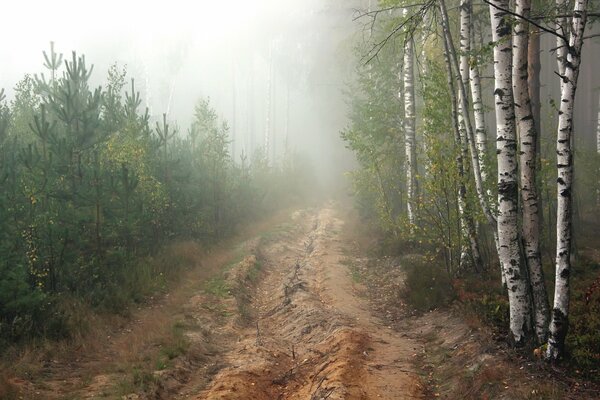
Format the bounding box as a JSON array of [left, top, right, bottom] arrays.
[[197, 206, 425, 399]]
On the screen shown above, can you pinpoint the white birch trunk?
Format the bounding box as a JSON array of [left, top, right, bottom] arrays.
[[403, 33, 417, 226], [439, 0, 501, 279], [556, 0, 569, 86], [596, 92, 600, 206], [457, 0, 483, 270], [441, 33, 481, 274], [513, 0, 550, 344], [468, 16, 490, 192], [438, 0, 497, 232], [264, 42, 273, 162], [597, 93, 600, 156], [547, 0, 589, 361], [489, 0, 531, 345]]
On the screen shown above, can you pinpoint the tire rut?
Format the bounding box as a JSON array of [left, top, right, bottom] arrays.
[[195, 207, 425, 399]]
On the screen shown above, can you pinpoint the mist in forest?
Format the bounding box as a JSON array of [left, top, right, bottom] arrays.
[[1, 0, 360, 191]]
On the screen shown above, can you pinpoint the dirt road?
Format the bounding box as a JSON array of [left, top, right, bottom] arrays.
[[10, 205, 593, 399], [196, 206, 425, 399]]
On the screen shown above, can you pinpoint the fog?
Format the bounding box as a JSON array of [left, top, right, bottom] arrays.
[[1, 0, 360, 189], [3, 1, 599, 190]]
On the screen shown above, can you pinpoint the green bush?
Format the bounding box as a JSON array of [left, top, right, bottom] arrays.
[[567, 260, 600, 374], [402, 258, 455, 312], [0, 263, 47, 345]]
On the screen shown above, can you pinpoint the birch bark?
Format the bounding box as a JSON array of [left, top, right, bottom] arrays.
[[547, 0, 589, 361], [489, 0, 532, 344], [468, 28, 490, 193], [596, 91, 600, 206], [403, 33, 417, 226], [458, 0, 483, 270], [440, 27, 481, 274], [513, 0, 550, 344], [438, 0, 497, 232], [439, 0, 501, 280], [597, 92, 600, 206]]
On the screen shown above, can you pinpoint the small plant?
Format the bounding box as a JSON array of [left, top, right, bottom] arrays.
[[402, 258, 455, 312], [204, 276, 230, 298]]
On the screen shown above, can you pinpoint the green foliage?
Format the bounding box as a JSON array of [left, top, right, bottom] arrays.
[[402, 257, 454, 312], [0, 43, 314, 348], [566, 259, 600, 374], [204, 276, 230, 298], [340, 22, 405, 234]]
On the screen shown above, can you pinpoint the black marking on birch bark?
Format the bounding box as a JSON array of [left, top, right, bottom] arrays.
[[560, 188, 571, 197], [560, 268, 570, 279], [498, 180, 517, 191]]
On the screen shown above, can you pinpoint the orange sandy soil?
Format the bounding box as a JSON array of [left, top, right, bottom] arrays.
[[3, 204, 599, 399]]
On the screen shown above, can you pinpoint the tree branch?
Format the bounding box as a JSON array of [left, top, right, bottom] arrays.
[[481, 0, 569, 45], [360, 0, 436, 65], [531, 12, 600, 20]]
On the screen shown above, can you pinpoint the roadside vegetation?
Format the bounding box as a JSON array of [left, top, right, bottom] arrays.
[[0, 44, 316, 356], [342, 0, 600, 377]]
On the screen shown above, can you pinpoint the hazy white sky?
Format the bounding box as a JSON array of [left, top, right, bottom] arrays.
[[0, 0, 357, 181], [0, 0, 294, 93]]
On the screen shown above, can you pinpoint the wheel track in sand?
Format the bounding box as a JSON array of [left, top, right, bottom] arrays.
[[196, 206, 425, 399]]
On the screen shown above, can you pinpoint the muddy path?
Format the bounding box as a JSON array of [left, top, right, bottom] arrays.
[[196, 206, 425, 399]]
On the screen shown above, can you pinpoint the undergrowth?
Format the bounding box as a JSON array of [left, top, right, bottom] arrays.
[[402, 256, 455, 313], [455, 257, 600, 378]]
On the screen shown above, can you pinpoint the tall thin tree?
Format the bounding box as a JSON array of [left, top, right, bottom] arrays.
[[403, 17, 417, 227], [489, 0, 532, 344], [547, 0, 589, 361], [513, 0, 550, 344]]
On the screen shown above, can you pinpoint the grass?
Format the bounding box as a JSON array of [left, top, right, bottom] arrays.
[[233, 258, 264, 323], [204, 276, 230, 298], [0, 207, 299, 398], [259, 222, 295, 243], [402, 257, 455, 312], [247, 260, 262, 283], [340, 257, 363, 283], [154, 321, 190, 372]]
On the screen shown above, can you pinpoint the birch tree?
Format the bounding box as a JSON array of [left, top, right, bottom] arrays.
[[458, 0, 483, 270], [439, 0, 501, 280], [547, 0, 589, 361], [512, 0, 549, 344], [468, 6, 490, 193], [403, 27, 417, 227], [438, 0, 498, 234], [596, 91, 600, 206], [489, 0, 532, 344]]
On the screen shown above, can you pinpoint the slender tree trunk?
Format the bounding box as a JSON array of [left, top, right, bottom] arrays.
[[441, 32, 481, 275], [528, 11, 543, 260], [264, 42, 273, 162], [513, 0, 550, 344], [596, 92, 600, 206], [528, 27, 541, 135], [458, 0, 483, 271], [489, 0, 532, 345], [439, 0, 501, 280], [403, 33, 417, 227], [547, 0, 588, 361], [469, 26, 490, 193], [438, 0, 497, 232]]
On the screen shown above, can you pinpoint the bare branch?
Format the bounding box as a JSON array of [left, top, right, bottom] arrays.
[[531, 12, 600, 20], [360, 0, 436, 66], [481, 0, 569, 44]]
